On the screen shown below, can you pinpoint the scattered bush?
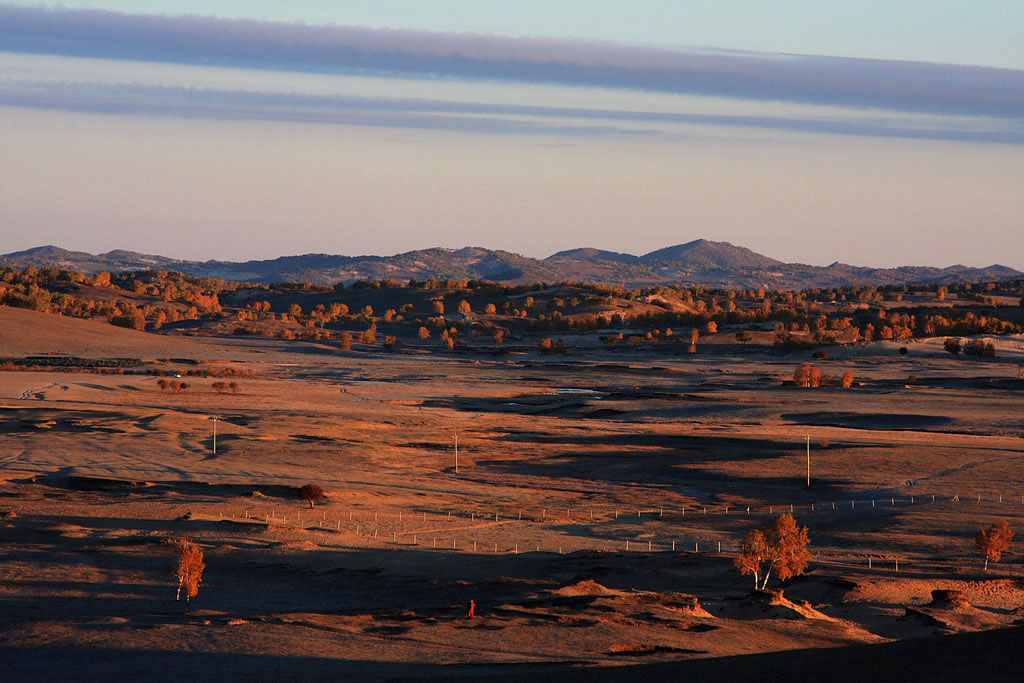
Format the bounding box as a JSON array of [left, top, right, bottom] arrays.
[[963, 339, 996, 357], [944, 338, 961, 354], [298, 484, 326, 509]]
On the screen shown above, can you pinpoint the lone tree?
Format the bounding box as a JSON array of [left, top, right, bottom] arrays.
[[735, 513, 811, 590], [975, 521, 1014, 571], [298, 484, 325, 509], [174, 538, 205, 609]]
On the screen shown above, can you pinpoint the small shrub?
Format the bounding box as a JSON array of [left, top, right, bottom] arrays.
[[298, 484, 325, 509]]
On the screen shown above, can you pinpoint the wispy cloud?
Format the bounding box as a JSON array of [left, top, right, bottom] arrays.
[[2, 81, 1020, 144], [2, 5, 1022, 119]]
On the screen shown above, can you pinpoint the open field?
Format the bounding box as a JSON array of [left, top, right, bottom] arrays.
[[2, 306, 1024, 680]]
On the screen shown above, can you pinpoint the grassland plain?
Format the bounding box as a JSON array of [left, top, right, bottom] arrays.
[[1, 306, 1023, 681]]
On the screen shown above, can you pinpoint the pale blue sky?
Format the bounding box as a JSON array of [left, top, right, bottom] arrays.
[[1, 3, 1022, 268]]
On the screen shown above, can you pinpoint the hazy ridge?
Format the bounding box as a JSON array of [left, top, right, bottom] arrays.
[[3, 240, 1019, 289]]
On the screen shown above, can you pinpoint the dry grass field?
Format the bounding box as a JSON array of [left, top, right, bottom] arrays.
[[2, 307, 1023, 680]]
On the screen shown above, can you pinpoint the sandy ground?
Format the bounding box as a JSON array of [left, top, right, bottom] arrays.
[[1, 308, 1023, 680]]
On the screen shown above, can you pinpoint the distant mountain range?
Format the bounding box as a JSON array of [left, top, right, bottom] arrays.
[[3, 241, 1020, 290]]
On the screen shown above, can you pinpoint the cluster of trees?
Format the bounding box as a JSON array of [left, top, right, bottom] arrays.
[[4, 266, 1022, 355], [945, 338, 997, 357], [156, 379, 190, 392]]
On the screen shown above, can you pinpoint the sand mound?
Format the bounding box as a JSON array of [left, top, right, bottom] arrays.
[[904, 590, 1003, 632], [554, 580, 617, 596], [720, 589, 836, 621], [48, 523, 91, 538], [632, 591, 714, 617], [929, 589, 972, 610]]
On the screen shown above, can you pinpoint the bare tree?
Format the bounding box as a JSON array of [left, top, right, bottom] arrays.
[[298, 484, 325, 509], [174, 538, 205, 609], [735, 513, 811, 589], [975, 521, 1014, 571]]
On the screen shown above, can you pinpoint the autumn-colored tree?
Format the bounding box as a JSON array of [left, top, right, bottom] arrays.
[[690, 328, 700, 345], [288, 303, 303, 317], [706, 320, 718, 334], [493, 330, 504, 345], [444, 336, 455, 350], [735, 513, 811, 589], [431, 300, 445, 314], [359, 325, 377, 345], [298, 484, 325, 509], [174, 538, 205, 608], [156, 378, 168, 392], [841, 371, 854, 388], [539, 338, 554, 353], [458, 299, 472, 315], [484, 303, 497, 314], [418, 326, 431, 340], [383, 335, 402, 350], [975, 521, 1014, 571], [338, 331, 353, 350], [794, 364, 822, 388]]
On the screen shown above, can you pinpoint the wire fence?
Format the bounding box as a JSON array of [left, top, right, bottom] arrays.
[[194, 491, 1024, 576]]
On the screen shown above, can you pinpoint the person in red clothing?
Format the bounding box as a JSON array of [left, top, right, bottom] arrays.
[[468, 599, 476, 618]]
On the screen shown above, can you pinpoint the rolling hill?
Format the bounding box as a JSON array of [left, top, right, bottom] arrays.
[[3, 242, 1019, 290]]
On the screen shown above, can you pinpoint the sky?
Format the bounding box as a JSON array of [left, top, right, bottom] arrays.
[[1, 2, 1022, 269]]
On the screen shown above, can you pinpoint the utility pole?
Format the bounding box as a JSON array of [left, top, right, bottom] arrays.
[[454, 431, 459, 474], [210, 415, 221, 454], [806, 434, 811, 488]]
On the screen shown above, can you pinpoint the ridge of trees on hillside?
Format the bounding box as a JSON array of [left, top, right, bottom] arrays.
[[2, 266, 1022, 352]]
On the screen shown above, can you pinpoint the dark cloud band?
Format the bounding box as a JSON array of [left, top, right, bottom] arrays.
[[1, 5, 1022, 119], [2, 81, 1020, 144]]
